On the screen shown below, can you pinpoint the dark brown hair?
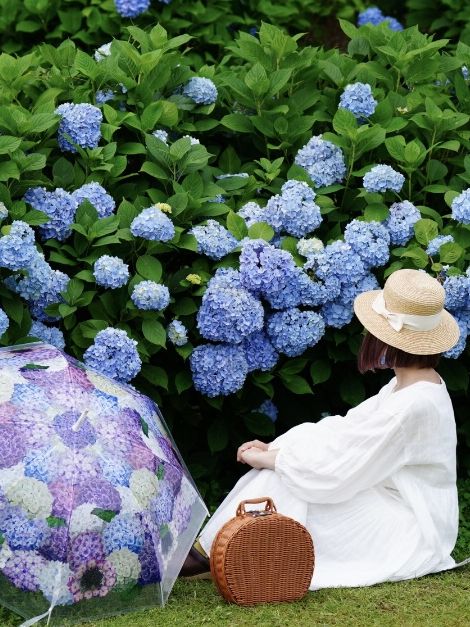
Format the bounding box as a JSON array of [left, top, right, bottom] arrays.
[[357, 332, 440, 374]]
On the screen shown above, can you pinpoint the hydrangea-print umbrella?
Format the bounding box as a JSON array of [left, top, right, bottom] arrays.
[[0, 343, 208, 625]]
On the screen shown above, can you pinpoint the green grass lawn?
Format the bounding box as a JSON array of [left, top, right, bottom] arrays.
[[0, 566, 469, 627]]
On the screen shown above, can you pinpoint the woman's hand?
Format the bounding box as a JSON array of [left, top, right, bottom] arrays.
[[239, 447, 279, 471], [237, 439, 270, 463]]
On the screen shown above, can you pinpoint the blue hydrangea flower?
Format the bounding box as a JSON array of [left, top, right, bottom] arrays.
[[55, 103, 103, 153], [182, 77, 218, 105], [189, 220, 238, 260], [24, 187, 78, 241], [267, 308, 325, 357], [3, 512, 50, 551], [443, 319, 467, 359], [152, 129, 169, 144], [385, 17, 403, 31], [384, 201, 420, 245], [363, 165, 405, 193], [0, 308, 9, 336], [84, 328, 141, 382], [443, 275, 470, 311], [321, 299, 355, 328], [462, 66, 469, 80], [0, 202, 7, 221], [451, 189, 470, 224], [238, 202, 266, 228], [344, 219, 390, 268], [242, 331, 279, 372], [95, 42, 112, 62], [29, 320, 65, 350], [190, 343, 248, 397], [197, 287, 264, 344], [207, 267, 243, 291], [96, 89, 114, 104], [23, 449, 59, 483], [357, 7, 384, 26], [265, 180, 322, 237], [103, 515, 145, 554], [339, 83, 377, 120], [256, 400, 278, 422], [94, 255, 129, 289], [294, 136, 346, 188], [306, 240, 366, 288], [72, 183, 116, 218], [99, 456, 132, 486], [28, 267, 70, 322], [130, 207, 175, 242], [239, 239, 296, 295], [167, 320, 188, 346], [0, 220, 37, 270], [131, 281, 170, 311], [426, 235, 454, 256], [115, 0, 150, 17]]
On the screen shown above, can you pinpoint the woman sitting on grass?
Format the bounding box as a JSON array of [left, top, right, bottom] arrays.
[[181, 269, 462, 589]]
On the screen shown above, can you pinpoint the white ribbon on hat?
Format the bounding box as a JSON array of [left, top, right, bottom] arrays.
[[371, 292, 442, 333]]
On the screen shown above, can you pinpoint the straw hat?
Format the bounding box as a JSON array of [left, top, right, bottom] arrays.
[[353, 269, 460, 355]]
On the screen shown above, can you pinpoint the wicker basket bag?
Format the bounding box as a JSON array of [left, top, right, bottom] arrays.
[[209, 497, 314, 606]]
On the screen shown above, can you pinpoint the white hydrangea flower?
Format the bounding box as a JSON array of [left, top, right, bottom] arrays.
[[69, 503, 106, 535], [37, 561, 73, 606], [297, 237, 324, 258], [0, 369, 26, 403], [0, 543, 13, 568], [95, 42, 112, 62], [107, 548, 141, 587], [0, 463, 24, 490], [182, 134, 200, 145], [129, 469, 158, 508], [6, 477, 53, 518], [117, 486, 142, 516]]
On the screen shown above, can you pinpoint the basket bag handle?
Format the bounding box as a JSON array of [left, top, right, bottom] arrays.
[[236, 497, 277, 517]]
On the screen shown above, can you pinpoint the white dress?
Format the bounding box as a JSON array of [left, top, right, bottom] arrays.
[[199, 377, 460, 590]]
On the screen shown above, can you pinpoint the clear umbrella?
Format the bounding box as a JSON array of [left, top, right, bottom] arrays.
[[0, 342, 208, 625]]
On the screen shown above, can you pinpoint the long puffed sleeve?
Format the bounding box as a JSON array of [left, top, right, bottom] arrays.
[[274, 407, 408, 504]]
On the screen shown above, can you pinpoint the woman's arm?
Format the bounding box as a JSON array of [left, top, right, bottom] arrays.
[[239, 447, 279, 470]]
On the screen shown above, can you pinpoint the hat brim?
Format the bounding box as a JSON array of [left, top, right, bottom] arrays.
[[353, 290, 460, 355]]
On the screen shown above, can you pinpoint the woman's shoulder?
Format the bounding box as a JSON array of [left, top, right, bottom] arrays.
[[381, 376, 453, 420]]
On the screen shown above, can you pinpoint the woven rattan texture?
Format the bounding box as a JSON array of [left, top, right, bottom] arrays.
[[210, 508, 314, 606]]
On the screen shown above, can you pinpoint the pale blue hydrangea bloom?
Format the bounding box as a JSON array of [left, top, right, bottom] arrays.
[[167, 320, 188, 346], [265, 180, 322, 237], [321, 300, 355, 329], [152, 129, 169, 144], [385, 17, 404, 31], [443, 275, 470, 311], [239, 239, 296, 295], [197, 287, 264, 343], [339, 83, 377, 120], [115, 0, 150, 17], [190, 343, 248, 397], [297, 237, 324, 258], [55, 103, 103, 153], [209, 194, 225, 203], [238, 202, 266, 227], [131, 281, 170, 310], [93, 255, 129, 289], [295, 136, 346, 188], [0, 220, 37, 270], [84, 328, 141, 382], [358, 7, 403, 30], [0, 308, 9, 336], [344, 219, 390, 268], [73, 183, 115, 218], [462, 66, 469, 80], [383, 201, 420, 245], [24, 187, 78, 241], [207, 267, 243, 291], [451, 189, 470, 224], [182, 77, 218, 105], [363, 165, 404, 193], [28, 267, 70, 322], [242, 331, 279, 372], [130, 207, 175, 242], [256, 400, 278, 422], [29, 320, 65, 350], [426, 235, 454, 256], [0, 202, 7, 221], [182, 135, 200, 145], [94, 42, 112, 62], [189, 220, 238, 260], [443, 319, 467, 359], [96, 90, 114, 104], [306, 240, 366, 288], [267, 308, 325, 357], [103, 514, 145, 554]]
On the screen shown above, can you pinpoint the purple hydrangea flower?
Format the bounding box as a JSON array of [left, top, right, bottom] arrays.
[[3, 551, 45, 591], [0, 425, 26, 468], [68, 559, 116, 601], [53, 411, 97, 449], [69, 532, 105, 570]]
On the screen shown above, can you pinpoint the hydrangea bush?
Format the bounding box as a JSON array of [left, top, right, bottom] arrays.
[[1, 19, 470, 503]]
